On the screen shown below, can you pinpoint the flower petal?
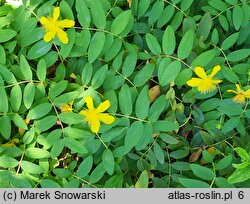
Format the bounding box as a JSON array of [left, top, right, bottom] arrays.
[[211, 79, 222, 85], [209, 65, 221, 78], [40, 16, 50, 26], [233, 94, 245, 104], [85, 96, 94, 110], [89, 117, 100, 133], [96, 100, 110, 113], [235, 84, 242, 93], [79, 109, 88, 116], [227, 89, 238, 94], [58, 19, 75, 28], [53, 7, 60, 21], [43, 31, 56, 42], [60, 104, 73, 112], [99, 113, 115, 124], [194, 66, 207, 79], [244, 89, 250, 98], [57, 29, 69, 44], [197, 82, 216, 94], [186, 78, 202, 87]]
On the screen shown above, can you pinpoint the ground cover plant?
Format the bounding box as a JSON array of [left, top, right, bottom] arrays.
[[0, 0, 250, 188]]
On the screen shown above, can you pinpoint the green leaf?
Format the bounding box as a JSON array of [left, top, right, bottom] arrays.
[[134, 64, 155, 87], [37, 59, 47, 82], [0, 64, 17, 84], [0, 29, 17, 43], [122, 51, 138, 77], [76, 0, 90, 27], [191, 49, 217, 68], [138, 0, 151, 17], [162, 26, 176, 55], [190, 164, 215, 180], [105, 38, 123, 61], [88, 32, 106, 63], [135, 170, 148, 188], [0, 85, 8, 113], [221, 32, 239, 50], [34, 115, 57, 132], [215, 177, 235, 188], [27, 40, 52, 60], [81, 63, 93, 85], [145, 33, 161, 55], [177, 29, 194, 59], [63, 137, 88, 154], [90, 0, 106, 29], [27, 103, 52, 120], [217, 99, 242, 116], [159, 60, 181, 86], [160, 133, 179, 144], [125, 121, 144, 150], [91, 64, 108, 89], [53, 168, 71, 178], [102, 127, 127, 142], [215, 155, 233, 171], [221, 66, 239, 83], [227, 49, 250, 62], [153, 120, 179, 132], [53, 91, 80, 106], [170, 149, 189, 159], [48, 80, 68, 100], [135, 85, 149, 119], [0, 116, 11, 139], [60, 28, 75, 58], [102, 149, 115, 175], [23, 82, 35, 109], [181, 0, 194, 11], [233, 5, 243, 30], [148, 95, 167, 122], [12, 114, 27, 130], [0, 157, 18, 168], [172, 162, 191, 171], [228, 165, 250, 184], [200, 130, 214, 145], [20, 55, 32, 80], [148, 1, 164, 25], [135, 123, 153, 151], [0, 45, 6, 64], [46, 129, 62, 147], [40, 179, 61, 188], [196, 13, 212, 41], [234, 147, 250, 162], [222, 117, 240, 133], [119, 84, 132, 115], [89, 163, 106, 184], [51, 139, 64, 158], [77, 155, 93, 178], [21, 161, 45, 174], [199, 98, 220, 112], [58, 112, 85, 124], [153, 143, 165, 164], [178, 178, 210, 188], [64, 127, 93, 139], [111, 10, 132, 35], [175, 68, 192, 87], [25, 147, 50, 159]]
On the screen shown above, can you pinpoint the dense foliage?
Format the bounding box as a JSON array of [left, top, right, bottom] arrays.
[[0, 0, 250, 188]]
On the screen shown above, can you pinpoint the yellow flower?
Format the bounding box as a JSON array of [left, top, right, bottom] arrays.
[[227, 84, 250, 104], [40, 7, 75, 44], [79, 96, 115, 133], [60, 101, 74, 112], [186, 65, 222, 94], [127, 0, 132, 7]]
